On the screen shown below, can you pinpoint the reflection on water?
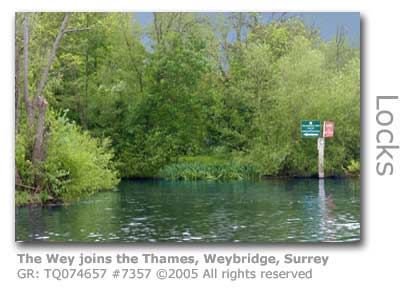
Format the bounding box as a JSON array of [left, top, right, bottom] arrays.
[[15, 179, 360, 243]]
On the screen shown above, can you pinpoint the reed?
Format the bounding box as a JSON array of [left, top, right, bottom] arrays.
[[158, 160, 258, 181]]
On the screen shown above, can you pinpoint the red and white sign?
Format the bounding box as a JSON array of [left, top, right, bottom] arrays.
[[323, 121, 334, 138]]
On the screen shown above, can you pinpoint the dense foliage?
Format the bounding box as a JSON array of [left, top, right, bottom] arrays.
[[15, 12, 360, 204], [16, 111, 119, 203]]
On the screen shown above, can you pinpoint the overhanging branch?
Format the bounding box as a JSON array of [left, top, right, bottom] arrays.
[[64, 27, 92, 33]]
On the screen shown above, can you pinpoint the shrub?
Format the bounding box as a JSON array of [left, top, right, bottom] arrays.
[[345, 159, 360, 176], [16, 110, 120, 204], [42, 112, 120, 201]]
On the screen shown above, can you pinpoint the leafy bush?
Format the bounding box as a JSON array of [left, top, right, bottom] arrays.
[[16, 129, 35, 186], [16, 111, 119, 204], [345, 160, 360, 176], [42, 112, 120, 200]]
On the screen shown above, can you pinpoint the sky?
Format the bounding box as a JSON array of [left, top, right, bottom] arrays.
[[134, 12, 360, 47]]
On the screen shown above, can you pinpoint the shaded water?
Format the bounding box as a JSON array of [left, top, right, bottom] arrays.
[[15, 179, 360, 243]]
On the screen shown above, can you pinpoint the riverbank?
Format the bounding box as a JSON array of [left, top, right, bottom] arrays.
[[15, 190, 64, 207], [15, 175, 360, 208], [15, 154, 359, 207], [158, 155, 360, 181]]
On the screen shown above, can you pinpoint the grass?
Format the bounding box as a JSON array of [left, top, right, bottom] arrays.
[[159, 155, 258, 181]]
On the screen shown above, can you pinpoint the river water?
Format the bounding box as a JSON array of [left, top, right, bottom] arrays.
[[15, 179, 360, 243]]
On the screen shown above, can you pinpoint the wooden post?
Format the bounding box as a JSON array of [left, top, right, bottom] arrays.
[[318, 137, 325, 178]]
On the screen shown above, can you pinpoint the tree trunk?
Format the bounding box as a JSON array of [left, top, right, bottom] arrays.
[[23, 13, 34, 128], [34, 13, 71, 100], [123, 31, 144, 93], [153, 13, 162, 44], [15, 33, 21, 135], [31, 12, 71, 186], [15, 169, 22, 186], [32, 96, 48, 185], [15, 21, 22, 186], [82, 14, 90, 128]]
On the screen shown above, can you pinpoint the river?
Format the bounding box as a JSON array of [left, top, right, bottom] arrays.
[[15, 179, 360, 243]]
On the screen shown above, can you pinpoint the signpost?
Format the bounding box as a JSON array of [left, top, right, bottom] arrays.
[[317, 138, 325, 178], [301, 120, 320, 138], [323, 121, 334, 138], [301, 120, 335, 179]]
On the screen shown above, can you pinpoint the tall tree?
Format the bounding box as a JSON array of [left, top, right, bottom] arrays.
[[21, 12, 72, 187]]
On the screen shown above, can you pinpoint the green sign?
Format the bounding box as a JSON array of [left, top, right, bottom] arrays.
[[301, 120, 320, 138]]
